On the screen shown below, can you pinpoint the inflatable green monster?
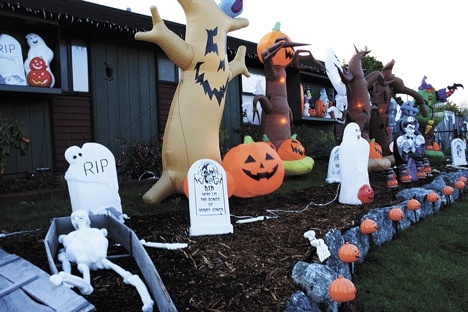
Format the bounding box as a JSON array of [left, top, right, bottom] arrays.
[[415, 76, 463, 160]]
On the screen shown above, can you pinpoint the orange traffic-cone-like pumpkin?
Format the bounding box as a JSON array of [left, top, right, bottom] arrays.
[[388, 207, 404, 221], [360, 218, 378, 234], [329, 276, 357, 303]]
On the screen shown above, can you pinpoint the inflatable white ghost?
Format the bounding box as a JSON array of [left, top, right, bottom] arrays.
[[338, 123, 374, 205]]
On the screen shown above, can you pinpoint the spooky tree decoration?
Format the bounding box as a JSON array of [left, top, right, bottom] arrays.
[[222, 135, 284, 198], [49, 210, 154, 312], [253, 22, 324, 149], [367, 59, 426, 156], [335, 46, 380, 142], [134, 0, 250, 204]]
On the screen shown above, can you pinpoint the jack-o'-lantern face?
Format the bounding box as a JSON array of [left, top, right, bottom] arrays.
[[222, 136, 284, 198], [29, 56, 47, 70], [277, 135, 305, 160], [358, 184, 374, 204], [257, 22, 295, 67], [27, 70, 52, 87], [369, 139, 383, 159], [314, 100, 327, 118]]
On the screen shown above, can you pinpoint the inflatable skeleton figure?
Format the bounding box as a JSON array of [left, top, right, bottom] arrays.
[[49, 210, 154, 312]]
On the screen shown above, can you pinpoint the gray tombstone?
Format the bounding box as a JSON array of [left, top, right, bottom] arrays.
[[0, 34, 27, 85], [188, 159, 233, 236], [451, 138, 467, 166], [64, 142, 124, 221]]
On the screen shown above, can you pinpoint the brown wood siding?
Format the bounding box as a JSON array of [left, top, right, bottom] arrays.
[[51, 96, 92, 170], [157, 82, 177, 139]]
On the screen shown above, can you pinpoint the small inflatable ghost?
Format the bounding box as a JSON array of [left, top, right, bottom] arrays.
[[339, 123, 374, 205]]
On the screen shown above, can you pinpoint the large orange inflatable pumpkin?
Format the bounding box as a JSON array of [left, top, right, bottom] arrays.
[[256, 22, 294, 66], [222, 135, 285, 198]]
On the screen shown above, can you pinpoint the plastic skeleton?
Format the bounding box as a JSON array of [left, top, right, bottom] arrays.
[[49, 210, 154, 312], [304, 230, 330, 262]]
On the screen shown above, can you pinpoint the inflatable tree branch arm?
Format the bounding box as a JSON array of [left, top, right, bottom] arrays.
[[391, 76, 428, 117], [293, 50, 325, 72], [135, 6, 193, 70], [228, 45, 250, 81], [228, 17, 249, 32]]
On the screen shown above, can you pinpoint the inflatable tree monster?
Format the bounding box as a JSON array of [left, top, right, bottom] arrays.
[[366, 59, 427, 156], [134, 0, 250, 204]]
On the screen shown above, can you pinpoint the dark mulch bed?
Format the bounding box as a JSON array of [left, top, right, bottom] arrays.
[[0, 161, 452, 311]]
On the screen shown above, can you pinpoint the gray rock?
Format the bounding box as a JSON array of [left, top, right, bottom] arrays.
[[284, 291, 322, 312], [291, 261, 336, 304]]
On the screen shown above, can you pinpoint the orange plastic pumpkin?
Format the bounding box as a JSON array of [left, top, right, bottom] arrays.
[[277, 134, 306, 161], [406, 198, 421, 211], [426, 192, 439, 203], [338, 242, 360, 263], [183, 170, 236, 198], [257, 22, 295, 66], [314, 99, 327, 118], [442, 185, 454, 196], [454, 180, 465, 190], [432, 142, 441, 151], [458, 176, 468, 184], [222, 135, 285, 198], [369, 139, 383, 159], [328, 276, 356, 303], [309, 108, 316, 117], [360, 218, 378, 234], [388, 207, 404, 221]]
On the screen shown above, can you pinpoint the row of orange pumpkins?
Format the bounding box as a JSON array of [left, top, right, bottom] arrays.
[[330, 178, 467, 303]]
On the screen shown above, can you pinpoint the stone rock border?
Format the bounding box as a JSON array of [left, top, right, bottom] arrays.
[[285, 170, 467, 311]]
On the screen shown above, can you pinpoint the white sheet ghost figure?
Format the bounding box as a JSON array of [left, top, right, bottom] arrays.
[[24, 33, 55, 87], [65, 142, 126, 222], [49, 210, 154, 312], [338, 123, 374, 205]]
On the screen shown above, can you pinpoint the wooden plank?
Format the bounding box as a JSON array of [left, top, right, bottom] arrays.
[[0, 275, 37, 297], [0, 249, 95, 312], [131, 231, 178, 312]]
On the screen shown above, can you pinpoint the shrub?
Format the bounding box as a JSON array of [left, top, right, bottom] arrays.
[[116, 137, 162, 181], [0, 114, 30, 173], [291, 124, 336, 158]]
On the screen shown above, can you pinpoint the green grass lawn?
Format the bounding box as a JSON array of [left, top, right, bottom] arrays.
[[353, 201, 468, 311]]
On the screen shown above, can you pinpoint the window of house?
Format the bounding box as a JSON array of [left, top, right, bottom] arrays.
[[71, 40, 89, 92], [241, 68, 265, 125], [158, 55, 178, 82]]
